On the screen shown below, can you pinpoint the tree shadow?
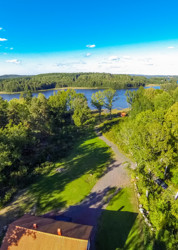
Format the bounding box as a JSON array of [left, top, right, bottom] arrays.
[[48, 187, 138, 250], [95, 209, 138, 250], [60, 187, 117, 226], [27, 132, 112, 213], [100, 160, 122, 177], [97, 119, 120, 134], [0, 131, 113, 240], [1, 188, 138, 250], [1, 225, 37, 250]]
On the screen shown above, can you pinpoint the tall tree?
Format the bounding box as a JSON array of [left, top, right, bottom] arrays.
[[103, 88, 118, 119], [29, 94, 49, 135], [91, 91, 105, 121], [48, 91, 68, 132], [72, 95, 91, 127], [0, 97, 8, 128]]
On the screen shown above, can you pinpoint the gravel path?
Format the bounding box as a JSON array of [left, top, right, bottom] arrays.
[[62, 130, 134, 248], [92, 132, 132, 191], [87, 130, 134, 209]]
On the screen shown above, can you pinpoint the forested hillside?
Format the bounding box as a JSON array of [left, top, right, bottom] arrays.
[[0, 90, 91, 207], [0, 75, 28, 80], [102, 85, 178, 249], [0, 73, 176, 92]]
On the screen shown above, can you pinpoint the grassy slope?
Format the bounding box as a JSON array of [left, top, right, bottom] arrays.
[[0, 131, 112, 226], [98, 116, 134, 162], [95, 187, 147, 250], [31, 131, 112, 213]]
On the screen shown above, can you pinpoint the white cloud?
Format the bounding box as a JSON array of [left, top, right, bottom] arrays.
[[1, 41, 178, 75], [122, 56, 132, 60], [108, 55, 120, 61], [85, 53, 91, 57], [6, 59, 21, 64], [0, 27, 2, 30], [0, 38, 7, 41], [168, 46, 175, 49], [86, 44, 96, 48], [56, 60, 86, 68], [10, 47, 14, 50]]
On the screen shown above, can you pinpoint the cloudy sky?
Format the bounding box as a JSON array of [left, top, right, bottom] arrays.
[[1, 0, 178, 75]]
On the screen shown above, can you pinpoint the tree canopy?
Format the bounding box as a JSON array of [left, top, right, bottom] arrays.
[[1, 73, 176, 92], [106, 86, 178, 248], [0, 90, 90, 207]]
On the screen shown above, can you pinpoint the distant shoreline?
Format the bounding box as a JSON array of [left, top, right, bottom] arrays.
[[0, 84, 160, 95], [146, 84, 160, 87], [0, 87, 107, 94]]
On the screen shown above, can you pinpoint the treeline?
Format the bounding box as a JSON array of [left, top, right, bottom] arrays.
[[105, 86, 178, 249], [146, 76, 177, 85], [0, 73, 162, 92], [0, 90, 91, 207]]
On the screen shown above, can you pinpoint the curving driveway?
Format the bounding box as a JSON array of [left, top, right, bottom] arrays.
[[62, 130, 134, 248]]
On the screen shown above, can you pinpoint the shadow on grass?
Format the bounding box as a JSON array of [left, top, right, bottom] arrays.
[[95, 209, 138, 250], [60, 187, 120, 226], [56, 187, 138, 250], [94, 188, 141, 250], [0, 131, 112, 228], [27, 132, 112, 213]]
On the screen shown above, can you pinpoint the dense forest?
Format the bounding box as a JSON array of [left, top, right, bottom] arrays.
[[0, 90, 91, 207], [0, 73, 177, 92], [0, 80, 177, 248], [103, 85, 178, 249]]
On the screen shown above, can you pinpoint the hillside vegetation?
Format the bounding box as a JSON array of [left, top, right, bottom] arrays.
[[0, 89, 93, 207], [0, 82, 177, 249], [99, 86, 178, 249], [0, 73, 177, 92]]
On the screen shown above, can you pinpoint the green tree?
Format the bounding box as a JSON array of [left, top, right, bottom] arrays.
[[66, 89, 78, 111], [125, 89, 136, 105], [29, 93, 49, 135], [72, 95, 91, 127], [48, 91, 68, 132], [126, 87, 154, 118], [172, 87, 178, 102], [20, 90, 33, 103], [91, 91, 105, 120], [107, 87, 178, 248], [0, 97, 8, 128], [7, 98, 29, 125], [153, 92, 174, 110], [103, 88, 118, 119]]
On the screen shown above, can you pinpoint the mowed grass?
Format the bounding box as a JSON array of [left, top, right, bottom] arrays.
[[30, 132, 112, 213], [95, 187, 146, 250], [0, 131, 112, 226]]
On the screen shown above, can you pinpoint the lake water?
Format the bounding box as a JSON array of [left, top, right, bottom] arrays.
[[0, 86, 160, 110]]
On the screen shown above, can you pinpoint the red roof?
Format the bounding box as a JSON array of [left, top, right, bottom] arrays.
[[1, 215, 93, 250]]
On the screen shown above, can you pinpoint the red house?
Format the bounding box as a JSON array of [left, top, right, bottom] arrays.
[[1, 214, 93, 250]]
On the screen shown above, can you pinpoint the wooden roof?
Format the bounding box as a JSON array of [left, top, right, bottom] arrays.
[[1, 215, 93, 250]]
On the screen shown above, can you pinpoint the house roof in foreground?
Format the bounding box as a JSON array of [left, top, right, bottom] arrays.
[[1, 214, 93, 250]]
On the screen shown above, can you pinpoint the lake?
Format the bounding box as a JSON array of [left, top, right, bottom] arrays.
[[0, 86, 160, 110]]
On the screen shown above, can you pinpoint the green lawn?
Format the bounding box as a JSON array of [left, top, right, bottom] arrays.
[[0, 131, 112, 225], [95, 187, 151, 250], [30, 131, 112, 213]]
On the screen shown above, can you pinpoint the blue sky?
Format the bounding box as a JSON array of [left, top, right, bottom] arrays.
[[1, 0, 178, 75]]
